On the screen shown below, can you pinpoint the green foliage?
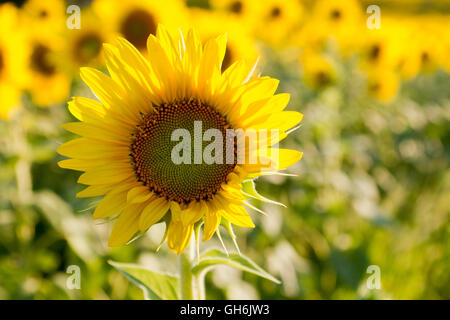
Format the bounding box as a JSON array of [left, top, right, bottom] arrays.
[[192, 249, 280, 284], [109, 261, 179, 300]]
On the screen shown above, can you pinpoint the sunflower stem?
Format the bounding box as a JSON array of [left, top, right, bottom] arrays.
[[178, 238, 195, 300], [196, 271, 206, 300], [12, 111, 33, 204]]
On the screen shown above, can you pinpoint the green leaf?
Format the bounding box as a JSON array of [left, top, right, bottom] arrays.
[[242, 180, 286, 207], [33, 190, 104, 261], [109, 260, 179, 300], [191, 249, 280, 284]]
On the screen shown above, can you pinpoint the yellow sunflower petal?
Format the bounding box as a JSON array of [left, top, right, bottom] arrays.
[[76, 184, 113, 198], [91, 180, 137, 219], [203, 204, 221, 241], [57, 138, 129, 160], [215, 195, 255, 228], [138, 197, 170, 232], [127, 186, 153, 204], [167, 219, 194, 255], [77, 163, 133, 185], [108, 202, 148, 247]]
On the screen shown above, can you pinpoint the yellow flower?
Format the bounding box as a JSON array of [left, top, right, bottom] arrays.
[[21, 0, 66, 33], [59, 9, 113, 75], [359, 23, 402, 72], [384, 15, 444, 80], [25, 32, 71, 107], [189, 8, 259, 72], [367, 68, 399, 103], [0, 3, 28, 119], [300, 50, 337, 90], [57, 26, 303, 254], [308, 0, 363, 56], [209, 0, 258, 25], [93, 0, 189, 52], [252, 0, 303, 46]]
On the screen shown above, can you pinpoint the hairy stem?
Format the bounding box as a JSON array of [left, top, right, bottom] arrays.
[[178, 238, 195, 300]]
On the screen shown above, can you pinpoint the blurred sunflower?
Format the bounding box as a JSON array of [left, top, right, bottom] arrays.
[[58, 26, 302, 254], [253, 0, 303, 46], [359, 24, 402, 72], [209, 0, 257, 24], [0, 3, 28, 119], [387, 16, 443, 80], [189, 9, 259, 72], [300, 50, 337, 90], [21, 0, 65, 33], [60, 9, 112, 75], [25, 32, 71, 106], [93, 0, 189, 52], [367, 68, 399, 102], [309, 0, 363, 56]]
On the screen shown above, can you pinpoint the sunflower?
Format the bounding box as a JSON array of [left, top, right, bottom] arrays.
[[252, 0, 303, 46], [25, 32, 71, 107], [93, 0, 189, 52], [21, 0, 65, 33], [367, 68, 399, 103], [0, 3, 28, 119], [57, 26, 303, 254], [60, 9, 113, 75], [300, 50, 337, 90], [209, 0, 258, 26], [308, 0, 363, 56], [359, 21, 402, 72], [189, 8, 259, 72]]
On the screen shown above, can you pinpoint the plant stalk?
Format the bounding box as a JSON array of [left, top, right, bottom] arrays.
[[178, 238, 195, 300]]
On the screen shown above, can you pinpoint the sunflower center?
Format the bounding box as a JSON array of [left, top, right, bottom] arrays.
[[369, 44, 381, 61], [270, 6, 282, 19], [39, 9, 48, 18], [120, 9, 157, 50], [75, 33, 102, 64], [30, 44, 56, 76], [229, 1, 243, 14], [330, 9, 342, 20], [421, 51, 430, 64], [130, 99, 236, 204], [315, 71, 331, 87]]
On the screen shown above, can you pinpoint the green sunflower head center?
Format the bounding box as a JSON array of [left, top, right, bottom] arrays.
[[130, 99, 237, 204], [30, 44, 56, 76], [75, 33, 102, 64], [120, 9, 157, 50]]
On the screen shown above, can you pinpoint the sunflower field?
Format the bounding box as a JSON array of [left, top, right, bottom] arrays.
[[0, 0, 449, 301]]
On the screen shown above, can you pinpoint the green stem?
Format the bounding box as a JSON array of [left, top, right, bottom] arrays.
[[196, 271, 205, 300], [12, 112, 32, 204], [178, 239, 195, 300], [193, 222, 205, 300]]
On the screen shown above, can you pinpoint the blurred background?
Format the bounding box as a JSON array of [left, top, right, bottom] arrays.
[[0, 0, 449, 299]]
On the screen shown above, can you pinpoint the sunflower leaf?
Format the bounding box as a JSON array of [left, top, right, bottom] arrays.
[[191, 249, 280, 284], [109, 260, 179, 300]]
